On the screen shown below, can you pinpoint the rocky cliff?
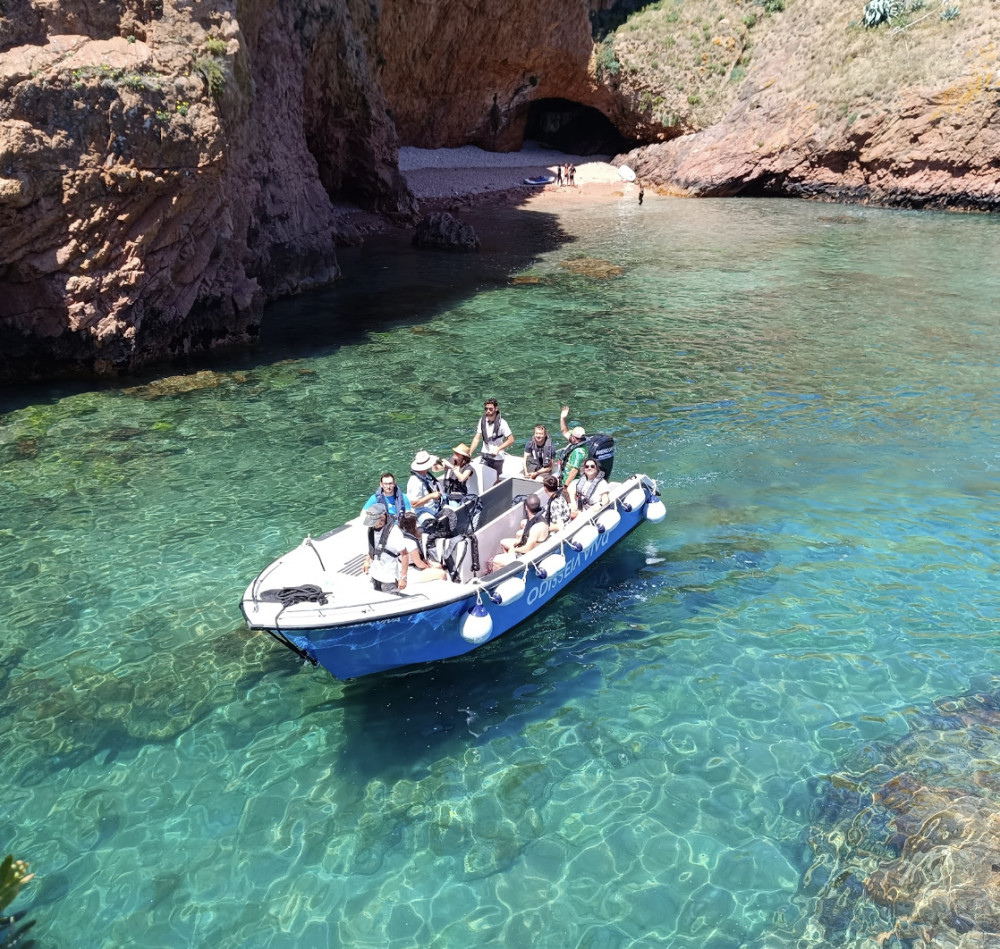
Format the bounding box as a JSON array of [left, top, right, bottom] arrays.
[[377, 0, 1000, 209], [0, 0, 413, 380], [613, 0, 1000, 210], [3, 0, 999, 381]]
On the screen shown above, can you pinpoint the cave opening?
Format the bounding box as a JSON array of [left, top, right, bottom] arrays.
[[524, 98, 638, 156]]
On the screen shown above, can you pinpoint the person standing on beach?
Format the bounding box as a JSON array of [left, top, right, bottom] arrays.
[[638, 185, 644, 206], [556, 164, 564, 186]]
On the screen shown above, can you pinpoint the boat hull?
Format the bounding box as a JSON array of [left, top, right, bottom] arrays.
[[262, 497, 647, 680]]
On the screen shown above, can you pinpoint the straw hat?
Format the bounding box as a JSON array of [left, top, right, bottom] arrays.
[[452, 443, 471, 460], [411, 449, 435, 472]]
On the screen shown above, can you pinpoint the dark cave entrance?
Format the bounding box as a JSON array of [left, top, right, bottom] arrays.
[[524, 98, 637, 156]]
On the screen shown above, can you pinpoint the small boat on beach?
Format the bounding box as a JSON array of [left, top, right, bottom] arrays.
[[240, 459, 664, 680], [523, 174, 556, 186]]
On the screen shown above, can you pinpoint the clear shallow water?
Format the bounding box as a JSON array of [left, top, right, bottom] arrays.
[[2, 197, 999, 948]]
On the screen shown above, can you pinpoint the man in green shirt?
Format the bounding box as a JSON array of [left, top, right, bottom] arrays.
[[559, 405, 589, 490]]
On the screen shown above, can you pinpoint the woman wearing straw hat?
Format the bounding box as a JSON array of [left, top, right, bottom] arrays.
[[441, 444, 474, 498]]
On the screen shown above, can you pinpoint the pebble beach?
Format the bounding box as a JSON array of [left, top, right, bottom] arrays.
[[398, 143, 633, 204]]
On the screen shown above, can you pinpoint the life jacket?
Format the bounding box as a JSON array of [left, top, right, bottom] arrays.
[[444, 464, 469, 497], [525, 436, 553, 471], [575, 476, 604, 510], [402, 528, 426, 562], [410, 469, 441, 513], [367, 522, 400, 561], [374, 483, 406, 517], [518, 511, 546, 548], [479, 411, 506, 453], [560, 432, 616, 479]]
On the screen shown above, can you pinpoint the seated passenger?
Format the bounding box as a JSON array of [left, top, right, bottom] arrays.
[[406, 450, 443, 526], [361, 504, 409, 592], [398, 512, 447, 582], [441, 443, 474, 499], [542, 475, 572, 532], [572, 461, 610, 518], [492, 495, 549, 570], [522, 425, 554, 480], [361, 472, 412, 521]]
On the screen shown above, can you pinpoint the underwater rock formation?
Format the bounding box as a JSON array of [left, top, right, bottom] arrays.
[[807, 688, 1000, 947]]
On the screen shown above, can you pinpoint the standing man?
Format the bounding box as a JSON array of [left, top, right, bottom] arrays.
[[522, 424, 554, 480], [362, 504, 409, 592], [469, 398, 514, 481], [558, 405, 590, 492]]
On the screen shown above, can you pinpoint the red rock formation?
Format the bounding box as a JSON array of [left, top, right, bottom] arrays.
[[378, 0, 618, 151], [0, 0, 414, 380]]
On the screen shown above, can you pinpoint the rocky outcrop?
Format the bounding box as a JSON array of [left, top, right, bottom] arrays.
[[616, 1, 1000, 210], [624, 86, 1000, 210], [412, 211, 480, 251], [0, 0, 414, 380]]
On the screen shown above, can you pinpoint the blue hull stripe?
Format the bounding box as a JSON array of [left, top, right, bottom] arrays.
[[279, 505, 646, 679]]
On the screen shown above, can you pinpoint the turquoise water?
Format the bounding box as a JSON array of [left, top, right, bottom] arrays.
[[2, 196, 1000, 947]]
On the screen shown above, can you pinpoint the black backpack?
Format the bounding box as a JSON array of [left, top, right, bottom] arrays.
[[585, 432, 615, 478], [562, 433, 616, 478]]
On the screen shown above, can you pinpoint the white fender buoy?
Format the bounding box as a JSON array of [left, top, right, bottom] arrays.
[[569, 522, 600, 552], [646, 495, 666, 522], [490, 576, 526, 606], [595, 508, 622, 534], [461, 602, 493, 644], [535, 551, 567, 579], [620, 487, 647, 512]]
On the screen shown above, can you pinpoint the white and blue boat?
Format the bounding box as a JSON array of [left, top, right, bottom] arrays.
[[240, 460, 664, 679]]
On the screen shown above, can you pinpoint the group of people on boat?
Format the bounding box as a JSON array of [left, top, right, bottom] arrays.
[[358, 400, 615, 592]]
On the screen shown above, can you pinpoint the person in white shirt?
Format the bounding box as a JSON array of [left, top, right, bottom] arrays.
[[362, 504, 409, 592], [469, 397, 514, 481], [572, 461, 610, 518], [406, 449, 443, 526]]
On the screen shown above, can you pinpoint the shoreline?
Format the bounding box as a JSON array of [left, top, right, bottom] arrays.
[[335, 145, 639, 235]]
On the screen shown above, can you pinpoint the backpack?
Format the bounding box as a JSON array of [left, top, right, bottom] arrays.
[[585, 432, 615, 479], [561, 433, 616, 478]]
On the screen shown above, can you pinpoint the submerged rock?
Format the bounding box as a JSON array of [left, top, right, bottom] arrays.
[[807, 688, 1000, 946], [412, 211, 480, 251], [559, 257, 624, 279]]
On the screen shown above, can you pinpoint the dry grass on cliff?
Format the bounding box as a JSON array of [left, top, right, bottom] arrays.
[[605, 0, 757, 129], [755, 0, 1000, 114], [607, 0, 1000, 128]]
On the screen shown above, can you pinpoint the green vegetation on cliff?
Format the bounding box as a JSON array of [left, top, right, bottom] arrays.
[[599, 0, 981, 132]]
